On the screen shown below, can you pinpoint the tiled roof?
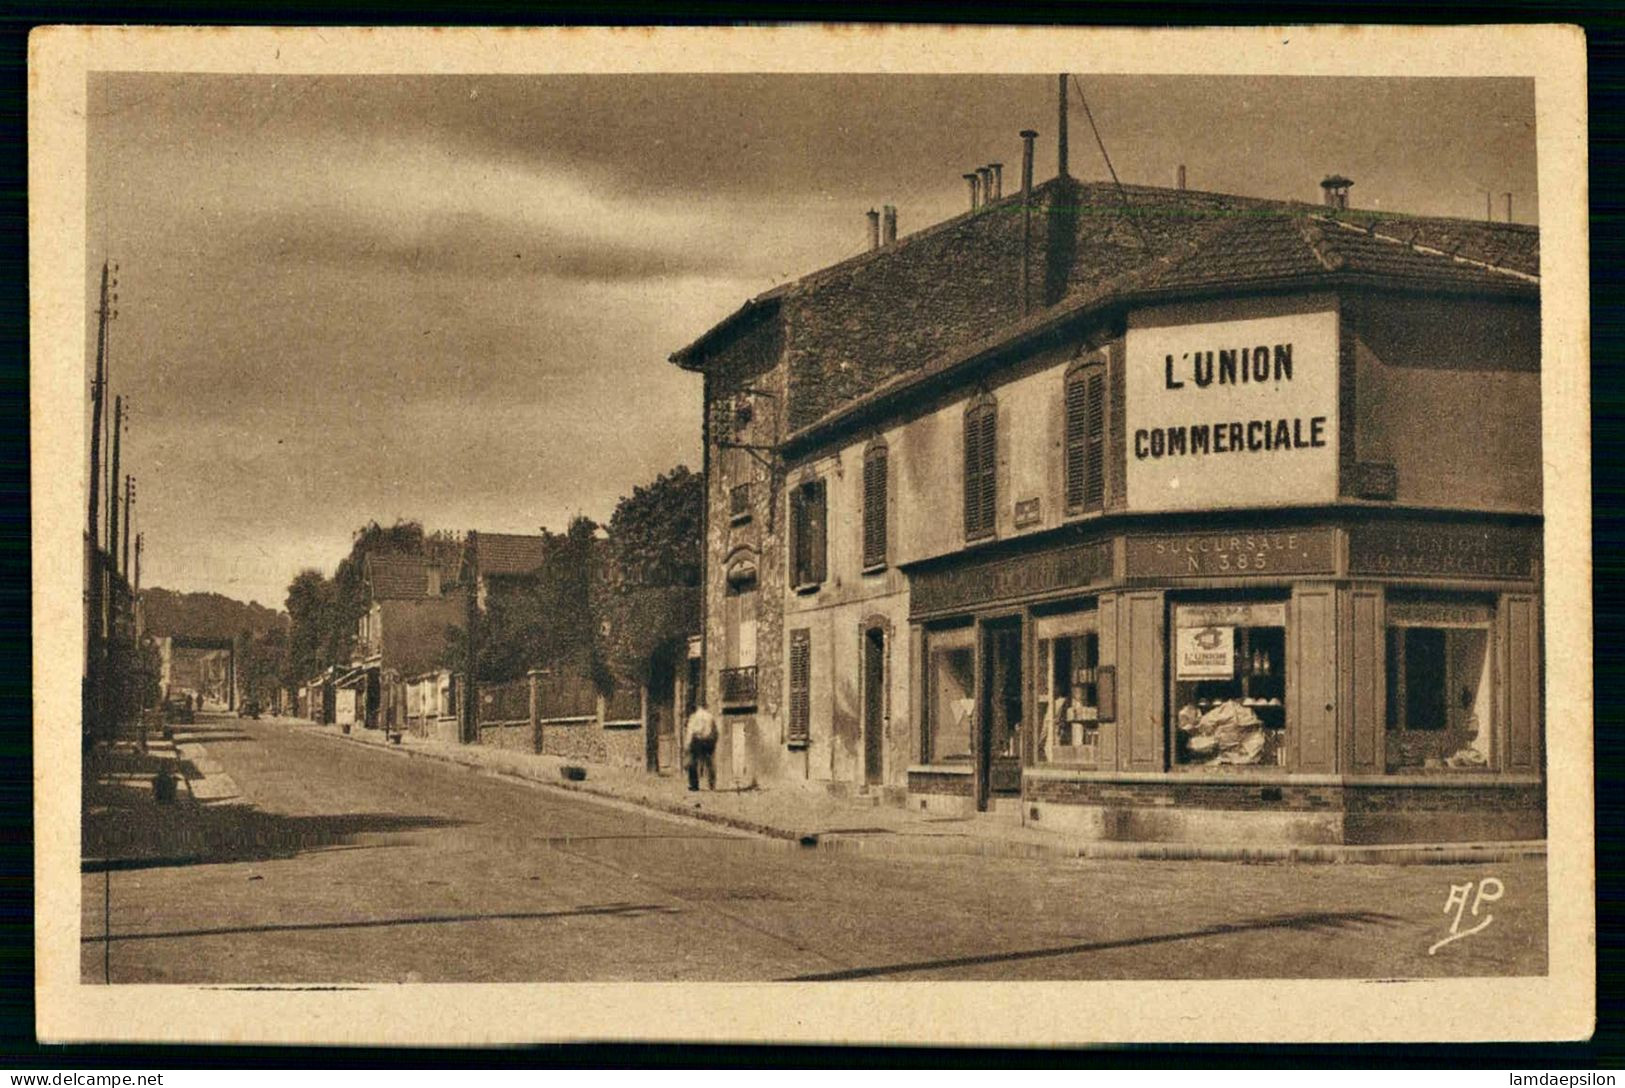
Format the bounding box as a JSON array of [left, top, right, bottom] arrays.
[[473, 532, 547, 577], [675, 176, 1538, 439], [365, 554, 432, 600]]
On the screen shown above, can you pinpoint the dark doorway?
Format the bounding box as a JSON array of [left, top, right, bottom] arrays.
[[979, 619, 1023, 809], [862, 626, 886, 786], [648, 645, 677, 773], [365, 670, 381, 730]]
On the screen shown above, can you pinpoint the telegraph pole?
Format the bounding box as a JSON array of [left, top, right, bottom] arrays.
[[122, 476, 133, 579], [108, 397, 122, 565], [88, 261, 110, 549]]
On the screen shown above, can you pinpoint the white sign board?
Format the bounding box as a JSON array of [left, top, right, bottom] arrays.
[[1176, 625, 1236, 680], [1125, 308, 1339, 511], [336, 686, 357, 726]]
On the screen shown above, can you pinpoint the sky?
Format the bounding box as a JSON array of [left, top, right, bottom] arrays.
[[85, 73, 1537, 611]]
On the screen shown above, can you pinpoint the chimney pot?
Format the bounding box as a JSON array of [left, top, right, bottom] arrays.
[[990, 162, 1004, 200], [882, 204, 897, 245], [1057, 74, 1070, 179], [964, 172, 981, 211], [866, 207, 880, 251], [1320, 174, 1353, 211], [977, 166, 993, 204], [1019, 131, 1038, 197], [1177, 164, 1187, 191]]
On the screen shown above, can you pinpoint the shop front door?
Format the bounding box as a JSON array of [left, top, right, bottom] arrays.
[[979, 619, 1024, 808]]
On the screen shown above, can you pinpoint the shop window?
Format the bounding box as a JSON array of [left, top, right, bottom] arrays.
[[963, 396, 997, 541], [1172, 602, 1287, 767], [1064, 357, 1107, 513], [1035, 612, 1103, 765], [791, 479, 827, 589], [1385, 598, 1494, 772], [925, 627, 975, 762], [862, 442, 888, 570]]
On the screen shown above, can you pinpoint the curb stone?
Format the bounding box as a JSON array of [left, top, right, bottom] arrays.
[[292, 723, 1547, 866]]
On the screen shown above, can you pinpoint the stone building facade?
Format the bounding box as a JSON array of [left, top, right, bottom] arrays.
[[671, 162, 1542, 844]]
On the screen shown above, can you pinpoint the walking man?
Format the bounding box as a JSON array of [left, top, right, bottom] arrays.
[[684, 699, 718, 792]]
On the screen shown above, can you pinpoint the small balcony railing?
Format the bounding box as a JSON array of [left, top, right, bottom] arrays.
[[719, 666, 758, 710]]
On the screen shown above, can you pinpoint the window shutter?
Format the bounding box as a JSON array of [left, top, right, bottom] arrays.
[[808, 483, 827, 583], [1083, 370, 1106, 508], [788, 628, 811, 746], [963, 409, 982, 536], [1064, 374, 1088, 509], [863, 447, 887, 568], [976, 406, 997, 535], [964, 403, 997, 538], [790, 485, 808, 585], [1066, 364, 1106, 511]]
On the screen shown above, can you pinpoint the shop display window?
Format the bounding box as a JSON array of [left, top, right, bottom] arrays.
[[1035, 611, 1102, 765], [1385, 598, 1494, 772], [926, 627, 975, 762], [1172, 601, 1287, 768]]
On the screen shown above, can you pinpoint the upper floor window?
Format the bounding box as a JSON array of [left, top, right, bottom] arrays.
[[790, 478, 827, 589], [1065, 356, 1107, 512], [964, 396, 997, 540], [862, 442, 888, 570], [729, 482, 752, 524]]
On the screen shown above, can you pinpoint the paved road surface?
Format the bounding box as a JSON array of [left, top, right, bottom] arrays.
[[83, 715, 1547, 983]]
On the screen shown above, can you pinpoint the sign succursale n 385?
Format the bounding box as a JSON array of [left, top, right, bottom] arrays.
[[1126, 529, 1338, 578]]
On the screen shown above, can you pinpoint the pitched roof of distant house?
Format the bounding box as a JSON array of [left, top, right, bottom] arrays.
[[365, 553, 433, 601], [670, 175, 1539, 448], [472, 532, 548, 577]]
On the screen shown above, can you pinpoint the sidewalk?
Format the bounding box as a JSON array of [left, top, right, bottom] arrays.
[[286, 717, 1545, 866], [82, 727, 245, 869]]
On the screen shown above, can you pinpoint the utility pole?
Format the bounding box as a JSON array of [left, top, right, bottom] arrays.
[[108, 397, 122, 566], [122, 475, 133, 579], [133, 532, 143, 634], [88, 261, 110, 548]]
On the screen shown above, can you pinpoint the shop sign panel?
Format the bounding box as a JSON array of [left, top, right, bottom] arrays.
[[1126, 529, 1337, 579], [909, 540, 1111, 617], [1125, 309, 1339, 511], [1175, 624, 1235, 679], [1347, 523, 1538, 580]]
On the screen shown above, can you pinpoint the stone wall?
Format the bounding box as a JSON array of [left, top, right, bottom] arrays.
[[477, 721, 533, 753], [539, 718, 606, 763]]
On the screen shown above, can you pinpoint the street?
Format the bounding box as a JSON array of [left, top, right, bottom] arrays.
[[83, 715, 1548, 983]]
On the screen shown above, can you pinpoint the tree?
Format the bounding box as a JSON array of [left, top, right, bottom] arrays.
[[284, 568, 335, 684], [600, 466, 704, 683], [605, 466, 703, 593]]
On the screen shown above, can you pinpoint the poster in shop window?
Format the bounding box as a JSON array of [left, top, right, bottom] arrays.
[[1126, 307, 1339, 511], [1176, 624, 1235, 680]]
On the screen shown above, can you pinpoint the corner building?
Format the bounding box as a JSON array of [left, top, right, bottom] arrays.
[[670, 173, 1542, 845]]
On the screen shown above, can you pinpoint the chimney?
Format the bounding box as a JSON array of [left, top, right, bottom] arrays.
[[882, 204, 897, 245], [1020, 130, 1038, 196], [1057, 73, 1070, 179], [964, 172, 981, 211], [1320, 174, 1353, 211], [990, 163, 1003, 200], [977, 166, 993, 204], [1177, 164, 1187, 191], [1505, 191, 1513, 223], [866, 207, 880, 250]]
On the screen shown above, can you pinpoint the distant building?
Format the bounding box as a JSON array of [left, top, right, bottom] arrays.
[[671, 155, 1541, 844], [336, 553, 461, 732]]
